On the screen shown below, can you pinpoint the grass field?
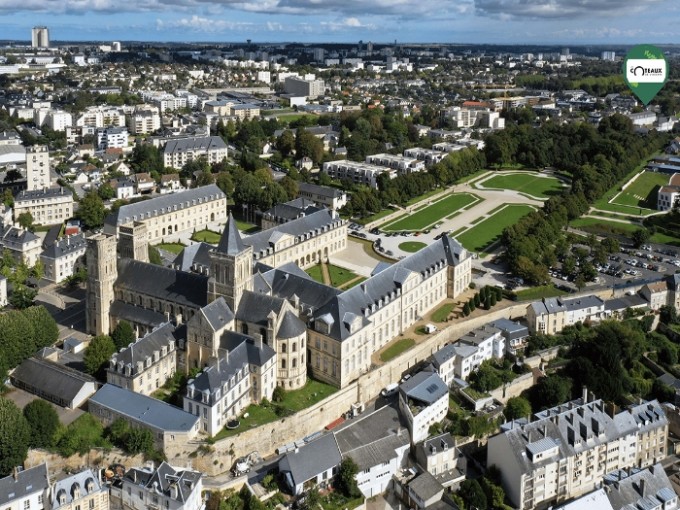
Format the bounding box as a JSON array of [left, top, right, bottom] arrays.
[[610, 171, 669, 210], [234, 219, 260, 234], [480, 173, 563, 199], [191, 229, 221, 243], [328, 264, 360, 287], [154, 242, 186, 254], [399, 241, 427, 253], [355, 207, 396, 225], [515, 285, 569, 301], [383, 193, 478, 231], [380, 338, 416, 362], [571, 217, 680, 246], [456, 205, 536, 254], [431, 303, 455, 322], [306, 264, 324, 283]]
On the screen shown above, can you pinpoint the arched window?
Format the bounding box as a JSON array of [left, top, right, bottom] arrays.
[[292, 343, 297, 352], [281, 359, 286, 369], [282, 343, 287, 353]]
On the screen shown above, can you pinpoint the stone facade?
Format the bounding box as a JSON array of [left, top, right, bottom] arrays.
[[85, 233, 118, 336]]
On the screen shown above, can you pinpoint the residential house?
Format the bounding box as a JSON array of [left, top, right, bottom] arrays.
[[49, 469, 108, 510], [112, 462, 203, 510], [134, 172, 155, 194], [279, 433, 342, 495], [490, 318, 529, 354], [335, 404, 410, 497], [0, 225, 41, 266], [296, 182, 348, 211], [0, 464, 49, 510], [405, 471, 445, 510], [160, 173, 182, 194], [430, 344, 457, 386], [414, 433, 466, 489], [398, 372, 449, 443], [526, 295, 606, 335], [641, 281, 670, 311]]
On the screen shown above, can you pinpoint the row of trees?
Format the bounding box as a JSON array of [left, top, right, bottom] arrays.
[[0, 305, 59, 386], [84, 321, 137, 379]]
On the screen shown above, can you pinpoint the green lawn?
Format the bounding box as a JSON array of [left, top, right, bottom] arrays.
[[480, 173, 563, 199], [611, 171, 669, 210], [191, 229, 222, 243], [154, 242, 186, 254], [328, 264, 359, 287], [213, 379, 337, 440], [456, 205, 536, 254], [431, 303, 455, 322], [380, 338, 416, 362], [356, 207, 396, 226], [399, 241, 427, 253], [572, 216, 680, 246], [383, 193, 478, 231], [234, 219, 260, 234], [305, 264, 324, 284], [515, 285, 569, 301]]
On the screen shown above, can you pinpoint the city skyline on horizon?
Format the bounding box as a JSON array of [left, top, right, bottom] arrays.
[[0, 0, 678, 46]]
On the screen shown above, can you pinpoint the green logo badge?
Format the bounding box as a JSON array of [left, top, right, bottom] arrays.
[[623, 44, 668, 105]]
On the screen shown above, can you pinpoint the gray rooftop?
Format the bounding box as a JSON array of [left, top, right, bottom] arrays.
[[279, 433, 342, 489], [400, 372, 448, 405], [41, 233, 87, 260], [408, 470, 444, 502], [199, 297, 234, 332], [11, 357, 97, 405], [163, 136, 227, 155], [51, 469, 104, 508], [0, 464, 49, 506], [89, 384, 199, 432], [110, 300, 167, 327], [110, 322, 176, 375], [105, 184, 225, 227], [605, 464, 675, 510], [217, 212, 246, 255], [16, 187, 71, 202], [123, 462, 202, 504], [297, 181, 345, 199]]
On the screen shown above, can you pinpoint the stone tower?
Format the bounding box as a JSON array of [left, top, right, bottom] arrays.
[[26, 145, 50, 191], [208, 212, 252, 311], [119, 221, 149, 262], [86, 233, 117, 336]]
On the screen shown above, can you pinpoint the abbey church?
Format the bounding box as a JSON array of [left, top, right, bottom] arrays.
[[86, 202, 472, 410]]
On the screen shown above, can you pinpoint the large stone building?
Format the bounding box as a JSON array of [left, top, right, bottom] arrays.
[[487, 394, 668, 510], [49, 469, 108, 510], [87, 206, 472, 396], [104, 184, 227, 244], [41, 233, 87, 283], [26, 145, 50, 190]]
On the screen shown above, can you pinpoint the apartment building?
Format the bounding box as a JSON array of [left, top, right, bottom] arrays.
[[26, 145, 50, 191], [284, 76, 325, 98], [163, 136, 228, 169], [230, 103, 260, 120], [14, 187, 74, 226], [365, 153, 425, 174], [296, 182, 347, 210], [127, 105, 161, 135], [0, 224, 41, 266], [104, 184, 227, 243], [404, 147, 448, 167], [107, 322, 178, 396], [322, 160, 396, 189], [41, 233, 87, 283], [76, 106, 126, 128], [487, 394, 668, 510], [526, 295, 606, 335], [96, 126, 128, 150]]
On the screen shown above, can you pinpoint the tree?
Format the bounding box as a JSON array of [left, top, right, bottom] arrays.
[[504, 396, 532, 421], [336, 458, 360, 498], [23, 399, 60, 448], [531, 375, 573, 411], [276, 130, 295, 157], [0, 397, 30, 476], [22, 306, 58, 348], [631, 229, 650, 248], [125, 427, 154, 454], [77, 191, 106, 229], [112, 321, 136, 351], [660, 305, 678, 325], [196, 169, 215, 187], [299, 487, 320, 510], [97, 183, 115, 200], [17, 212, 34, 231], [463, 302, 471, 316], [84, 335, 116, 378], [272, 386, 285, 403], [458, 479, 487, 510], [9, 284, 37, 309]]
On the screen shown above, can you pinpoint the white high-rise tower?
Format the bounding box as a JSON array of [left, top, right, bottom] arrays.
[[31, 26, 49, 49]]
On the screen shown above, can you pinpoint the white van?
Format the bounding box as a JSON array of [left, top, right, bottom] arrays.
[[381, 383, 399, 397]]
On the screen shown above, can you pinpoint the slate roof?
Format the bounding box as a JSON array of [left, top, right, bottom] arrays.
[[11, 357, 97, 406], [116, 259, 209, 309], [259, 265, 341, 311], [431, 344, 457, 369], [408, 470, 444, 502], [110, 300, 167, 327], [51, 469, 103, 508], [163, 136, 227, 155], [186, 338, 274, 406], [123, 462, 202, 504], [0, 225, 40, 247], [199, 297, 234, 332], [313, 236, 467, 341], [489, 318, 529, 341], [335, 404, 409, 471], [105, 184, 225, 227], [0, 464, 49, 506], [279, 433, 342, 488], [16, 187, 72, 202], [110, 322, 176, 374], [217, 212, 246, 255], [605, 464, 675, 510], [173, 242, 212, 272], [243, 209, 343, 257], [399, 372, 448, 405], [262, 200, 322, 222], [604, 294, 647, 312], [278, 310, 306, 339], [235, 291, 286, 327], [41, 233, 87, 260], [89, 384, 199, 432]]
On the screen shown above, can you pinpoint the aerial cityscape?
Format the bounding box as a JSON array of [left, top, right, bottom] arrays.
[[1, 14, 680, 510]]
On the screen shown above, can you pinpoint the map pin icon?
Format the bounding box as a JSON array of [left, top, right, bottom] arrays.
[[623, 44, 668, 106]]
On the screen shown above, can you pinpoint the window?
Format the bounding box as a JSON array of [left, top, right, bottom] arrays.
[[24, 501, 30, 510]]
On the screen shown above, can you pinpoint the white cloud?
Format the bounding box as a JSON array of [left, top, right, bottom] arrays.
[[474, 0, 668, 19]]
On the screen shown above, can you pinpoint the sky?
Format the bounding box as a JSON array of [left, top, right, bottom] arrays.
[[0, 0, 679, 45]]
